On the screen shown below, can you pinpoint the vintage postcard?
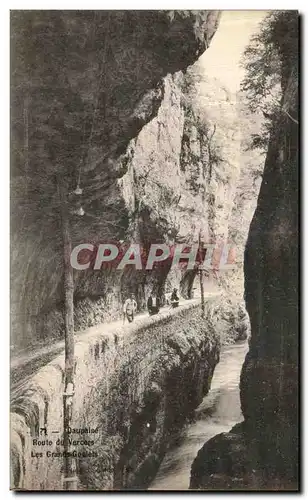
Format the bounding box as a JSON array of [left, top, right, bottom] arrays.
[[10, 10, 299, 491]]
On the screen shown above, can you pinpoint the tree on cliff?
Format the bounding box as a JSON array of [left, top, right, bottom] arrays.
[[240, 11, 298, 152]]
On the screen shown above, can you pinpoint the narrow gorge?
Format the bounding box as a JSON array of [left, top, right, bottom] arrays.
[[10, 10, 298, 491]]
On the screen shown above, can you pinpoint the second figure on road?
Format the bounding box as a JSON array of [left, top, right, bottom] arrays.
[[147, 293, 160, 316], [123, 294, 137, 323]]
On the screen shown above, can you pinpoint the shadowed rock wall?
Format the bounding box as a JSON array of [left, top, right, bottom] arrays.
[[190, 12, 299, 491]]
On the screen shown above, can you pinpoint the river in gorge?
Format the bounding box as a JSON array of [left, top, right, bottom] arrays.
[[148, 340, 249, 490]]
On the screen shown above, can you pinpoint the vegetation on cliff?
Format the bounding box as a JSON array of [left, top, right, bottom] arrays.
[[240, 11, 298, 151]]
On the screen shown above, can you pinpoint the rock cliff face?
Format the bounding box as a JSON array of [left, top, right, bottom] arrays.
[[11, 10, 221, 348], [190, 13, 299, 491], [11, 10, 259, 351], [240, 34, 299, 487]]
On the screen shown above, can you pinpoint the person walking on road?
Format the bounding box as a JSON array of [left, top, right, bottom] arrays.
[[170, 288, 179, 308], [123, 294, 137, 323], [147, 293, 160, 316]]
